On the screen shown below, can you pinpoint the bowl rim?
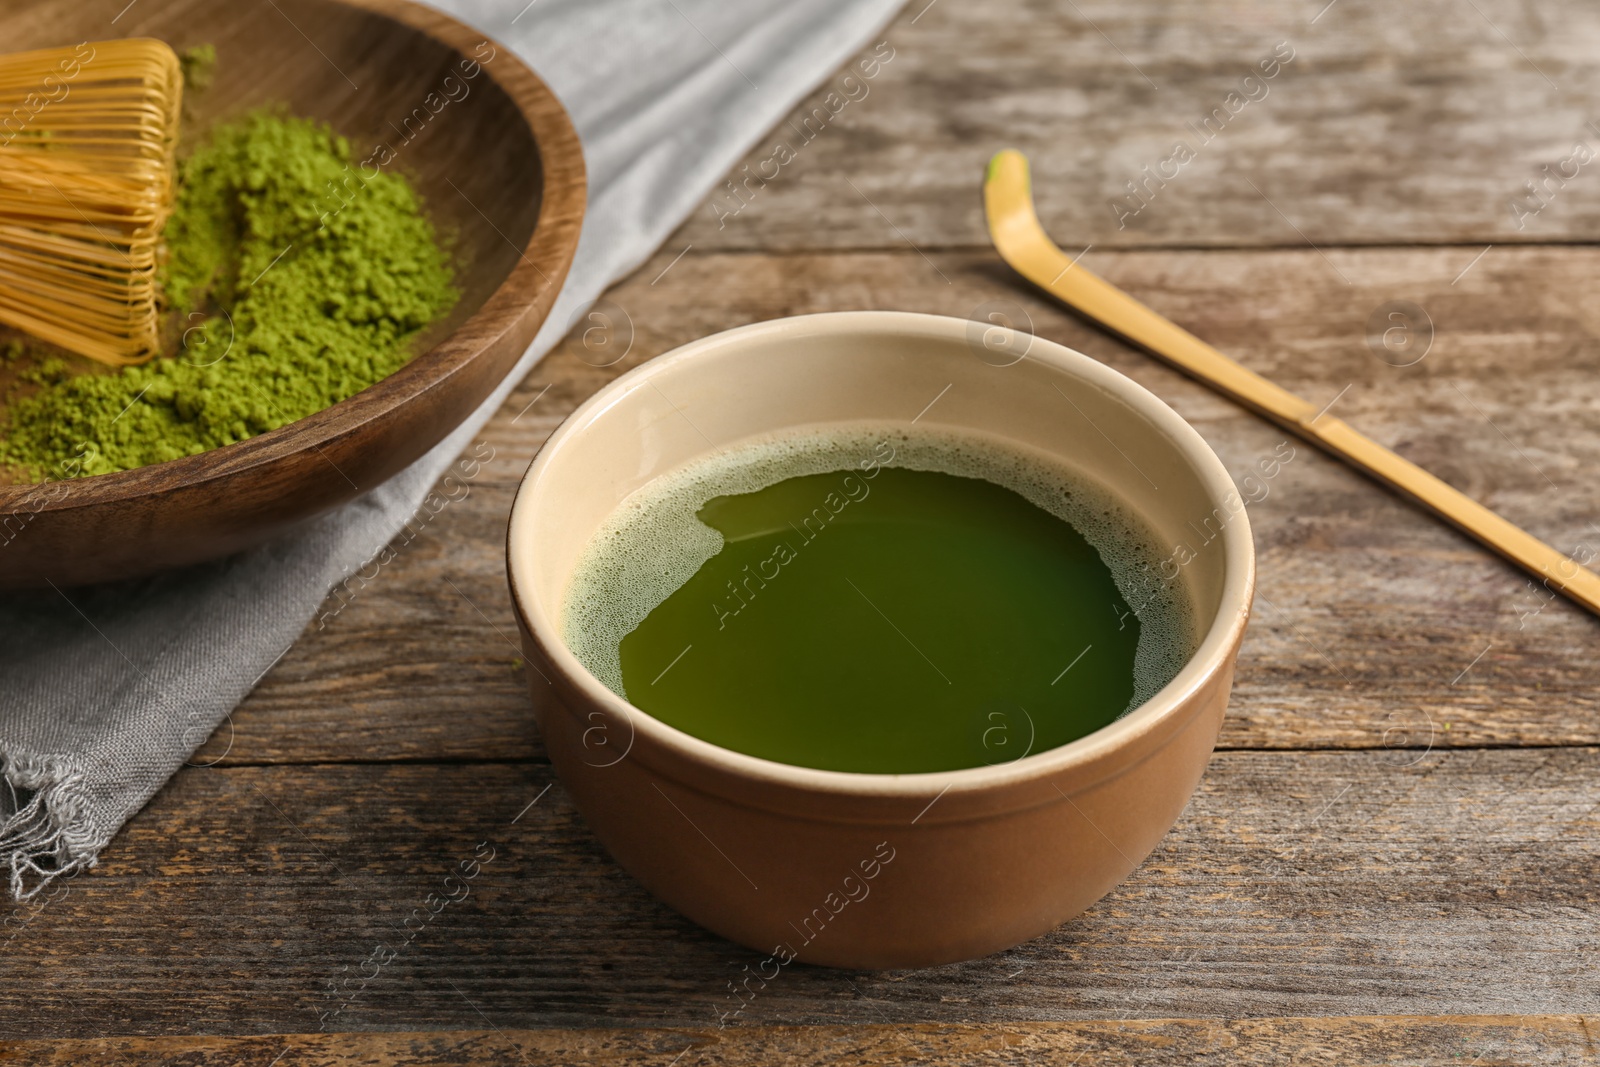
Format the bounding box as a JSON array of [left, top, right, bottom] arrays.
[[507, 310, 1256, 802], [0, 0, 586, 511]]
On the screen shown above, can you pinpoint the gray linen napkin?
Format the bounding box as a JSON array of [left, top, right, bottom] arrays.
[[0, 0, 905, 901]]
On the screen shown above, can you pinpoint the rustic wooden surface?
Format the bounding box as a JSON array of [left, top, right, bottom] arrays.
[[5, 0, 1600, 1062], [5, 1017, 1598, 1066], [676, 0, 1600, 252]]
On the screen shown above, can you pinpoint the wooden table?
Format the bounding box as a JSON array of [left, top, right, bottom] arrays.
[[6, 1, 1600, 1062]]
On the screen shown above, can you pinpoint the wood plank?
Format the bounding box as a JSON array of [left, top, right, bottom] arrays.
[[669, 0, 1600, 252], [10, 5, 1596, 1059], [4, 747, 1600, 1037], [3, 1016, 1596, 1066], [207, 244, 1600, 767]]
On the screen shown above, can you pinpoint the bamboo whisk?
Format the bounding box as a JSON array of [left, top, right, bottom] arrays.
[[0, 39, 182, 367]]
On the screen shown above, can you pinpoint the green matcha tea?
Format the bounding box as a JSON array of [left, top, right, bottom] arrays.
[[562, 426, 1194, 774]]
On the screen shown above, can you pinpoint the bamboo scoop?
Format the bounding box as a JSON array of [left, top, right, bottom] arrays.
[[983, 148, 1600, 620], [0, 39, 182, 366]]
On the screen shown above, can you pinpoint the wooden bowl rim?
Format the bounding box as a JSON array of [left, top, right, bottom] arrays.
[[0, 0, 586, 511]]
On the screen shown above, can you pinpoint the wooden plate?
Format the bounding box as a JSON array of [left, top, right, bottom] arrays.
[[0, 0, 585, 588]]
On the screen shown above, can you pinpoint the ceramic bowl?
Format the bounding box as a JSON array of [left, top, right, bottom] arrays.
[[507, 311, 1254, 968]]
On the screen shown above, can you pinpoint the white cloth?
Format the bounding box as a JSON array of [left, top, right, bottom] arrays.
[[0, 0, 905, 900]]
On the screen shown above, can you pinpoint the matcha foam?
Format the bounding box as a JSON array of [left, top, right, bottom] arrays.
[[562, 422, 1197, 713]]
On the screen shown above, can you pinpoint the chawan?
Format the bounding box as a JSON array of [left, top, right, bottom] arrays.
[[507, 311, 1254, 969]]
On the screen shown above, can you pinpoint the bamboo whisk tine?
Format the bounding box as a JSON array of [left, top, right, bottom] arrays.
[[0, 39, 182, 366]]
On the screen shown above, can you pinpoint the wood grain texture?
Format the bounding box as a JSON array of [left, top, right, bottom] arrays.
[[985, 146, 1600, 619], [4, 1016, 1597, 1066], [201, 242, 1600, 769], [670, 0, 1600, 252], [4, 747, 1600, 1036], [0, 0, 585, 587], [8, 0, 1600, 1058]]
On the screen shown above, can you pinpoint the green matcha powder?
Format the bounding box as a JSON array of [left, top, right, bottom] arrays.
[[0, 109, 457, 479]]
